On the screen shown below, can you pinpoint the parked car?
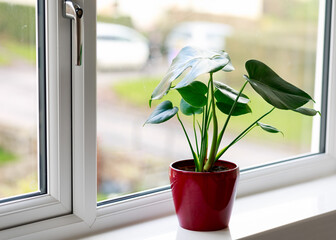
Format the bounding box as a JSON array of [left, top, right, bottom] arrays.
[[164, 21, 232, 63], [97, 23, 150, 70]]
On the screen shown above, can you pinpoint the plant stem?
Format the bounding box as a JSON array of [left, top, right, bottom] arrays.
[[204, 73, 218, 171], [207, 112, 213, 130], [216, 107, 276, 160], [234, 125, 257, 144], [177, 112, 200, 171], [199, 80, 212, 171], [193, 114, 200, 157], [199, 109, 206, 171], [216, 80, 249, 153]]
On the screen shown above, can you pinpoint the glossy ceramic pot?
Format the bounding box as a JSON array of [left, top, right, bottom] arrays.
[[169, 159, 239, 231]]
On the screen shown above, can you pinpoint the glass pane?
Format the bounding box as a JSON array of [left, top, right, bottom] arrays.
[[97, 0, 321, 202], [0, 1, 44, 201]]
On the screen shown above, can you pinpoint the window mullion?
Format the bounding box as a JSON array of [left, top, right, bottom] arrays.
[[71, 0, 97, 225]]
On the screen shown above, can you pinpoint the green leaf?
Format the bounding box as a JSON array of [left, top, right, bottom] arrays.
[[177, 81, 208, 108], [180, 98, 203, 116], [151, 46, 233, 100], [214, 87, 251, 116], [293, 107, 320, 116], [214, 81, 250, 104], [144, 100, 178, 125], [216, 101, 252, 116], [245, 60, 314, 110], [257, 122, 283, 135]]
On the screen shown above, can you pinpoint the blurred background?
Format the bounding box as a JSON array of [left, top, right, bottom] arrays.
[[95, 0, 321, 202], [0, 0, 38, 201], [0, 0, 321, 202]]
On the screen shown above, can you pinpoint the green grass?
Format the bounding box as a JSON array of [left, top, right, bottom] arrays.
[[97, 193, 109, 202], [0, 54, 10, 65], [3, 40, 36, 64], [0, 38, 36, 66], [0, 2, 36, 45], [113, 77, 163, 107], [97, 15, 134, 28], [0, 147, 16, 165], [113, 76, 314, 146]]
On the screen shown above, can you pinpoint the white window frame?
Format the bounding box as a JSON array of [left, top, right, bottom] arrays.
[[1, 0, 336, 238]]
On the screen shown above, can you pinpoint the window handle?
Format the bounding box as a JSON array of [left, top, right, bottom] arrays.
[[63, 0, 83, 66]]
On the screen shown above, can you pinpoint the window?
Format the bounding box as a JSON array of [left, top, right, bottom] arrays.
[[0, 0, 42, 203], [0, 0, 71, 230], [96, 0, 327, 203], [0, 0, 335, 238]]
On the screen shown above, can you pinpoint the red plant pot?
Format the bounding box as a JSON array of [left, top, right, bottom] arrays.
[[169, 159, 239, 231]]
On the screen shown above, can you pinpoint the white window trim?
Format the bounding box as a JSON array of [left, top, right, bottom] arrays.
[[71, 0, 97, 225], [1, 0, 336, 238]]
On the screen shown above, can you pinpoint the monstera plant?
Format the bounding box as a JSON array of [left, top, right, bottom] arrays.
[[145, 46, 318, 172], [144, 46, 318, 231]]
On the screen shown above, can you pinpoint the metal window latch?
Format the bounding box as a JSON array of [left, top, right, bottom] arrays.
[[63, 0, 83, 66]]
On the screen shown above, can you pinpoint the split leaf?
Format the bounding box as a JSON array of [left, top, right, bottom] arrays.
[[151, 46, 233, 101]]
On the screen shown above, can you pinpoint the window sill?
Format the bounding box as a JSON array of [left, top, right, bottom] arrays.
[[2, 157, 336, 240], [81, 174, 336, 240]]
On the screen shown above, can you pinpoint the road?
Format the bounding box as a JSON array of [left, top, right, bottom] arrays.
[[0, 63, 37, 128]]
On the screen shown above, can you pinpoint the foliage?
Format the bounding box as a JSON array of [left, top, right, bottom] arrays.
[[0, 147, 16, 165], [0, 3, 35, 45], [112, 78, 313, 145], [97, 193, 109, 202], [145, 46, 319, 172], [0, 3, 36, 65], [97, 15, 134, 28], [0, 54, 10, 65], [0, 39, 36, 66], [3, 40, 36, 63], [264, 0, 319, 22], [113, 77, 181, 107]]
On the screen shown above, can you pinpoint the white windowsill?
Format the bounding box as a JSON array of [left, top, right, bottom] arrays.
[[80, 174, 336, 240]]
